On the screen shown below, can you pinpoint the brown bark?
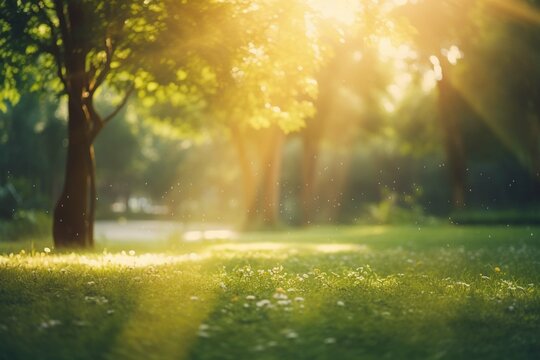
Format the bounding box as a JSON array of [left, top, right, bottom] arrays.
[[230, 126, 258, 226], [301, 130, 318, 225], [324, 152, 352, 222], [51, 1, 94, 248], [527, 114, 540, 182], [53, 90, 93, 247], [299, 45, 339, 225], [259, 129, 284, 227], [87, 143, 96, 247], [232, 126, 285, 229], [437, 61, 467, 208]]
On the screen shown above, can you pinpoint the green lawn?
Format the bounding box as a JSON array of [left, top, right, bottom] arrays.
[[1, 225, 539, 359]]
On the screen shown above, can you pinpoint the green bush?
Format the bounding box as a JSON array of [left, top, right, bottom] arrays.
[[0, 211, 51, 241], [450, 207, 540, 225], [359, 188, 436, 225]]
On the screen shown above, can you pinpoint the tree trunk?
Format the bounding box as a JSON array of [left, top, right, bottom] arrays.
[[437, 61, 467, 208], [259, 128, 284, 227], [50, 2, 95, 248], [527, 114, 540, 181], [50, 1, 132, 247], [324, 151, 352, 222], [87, 143, 96, 247], [230, 126, 258, 227], [301, 131, 318, 225], [232, 126, 284, 229], [53, 92, 93, 248]]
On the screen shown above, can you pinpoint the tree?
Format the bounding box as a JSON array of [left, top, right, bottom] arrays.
[[0, 0, 164, 247], [0, 91, 65, 211], [204, 0, 320, 228], [392, 0, 479, 208], [299, 2, 392, 224], [0, 0, 246, 247], [452, 0, 540, 182]]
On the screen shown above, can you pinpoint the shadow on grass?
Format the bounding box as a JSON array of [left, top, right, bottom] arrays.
[[446, 297, 540, 359], [185, 267, 540, 360], [0, 267, 139, 360], [0, 225, 539, 359], [0, 258, 224, 360]]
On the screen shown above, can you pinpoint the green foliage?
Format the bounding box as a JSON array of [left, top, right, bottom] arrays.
[[0, 210, 50, 241], [0, 183, 19, 218], [0, 92, 66, 211], [450, 207, 540, 225], [195, 0, 322, 136], [362, 188, 431, 225]]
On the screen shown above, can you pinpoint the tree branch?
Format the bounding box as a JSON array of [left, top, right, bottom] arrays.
[[81, 98, 99, 138], [89, 84, 134, 142], [5, 1, 67, 91], [53, 0, 70, 51], [103, 85, 134, 124], [89, 37, 114, 95]]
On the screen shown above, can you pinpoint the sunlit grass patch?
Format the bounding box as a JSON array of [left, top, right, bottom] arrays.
[[0, 225, 539, 359]]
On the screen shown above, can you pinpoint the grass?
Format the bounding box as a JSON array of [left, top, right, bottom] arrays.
[[0, 225, 539, 359]]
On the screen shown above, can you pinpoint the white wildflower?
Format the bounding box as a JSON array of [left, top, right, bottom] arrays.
[[273, 293, 288, 300], [324, 337, 336, 344], [256, 299, 271, 308], [282, 329, 298, 339], [39, 319, 61, 330]]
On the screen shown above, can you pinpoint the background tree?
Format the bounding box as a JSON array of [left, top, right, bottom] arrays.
[[174, 0, 322, 229], [452, 0, 540, 182], [392, 0, 479, 208], [0, 0, 251, 247]]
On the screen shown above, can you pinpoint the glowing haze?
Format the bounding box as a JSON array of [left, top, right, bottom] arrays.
[[307, 0, 361, 25]]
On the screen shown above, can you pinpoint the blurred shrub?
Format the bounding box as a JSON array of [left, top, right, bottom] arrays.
[[0, 210, 50, 241], [0, 184, 20, 219], [450, 208, 540, 225], [360, 188, 435, 225]]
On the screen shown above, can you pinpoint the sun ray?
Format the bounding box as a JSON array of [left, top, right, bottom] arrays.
[[307, 0, 361, 25], [486, 0, 540, 25]]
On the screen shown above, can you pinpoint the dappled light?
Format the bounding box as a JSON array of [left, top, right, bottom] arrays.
[[1, 226, 539, 358], [308, 0, 361, 25], [1, 0, 540, 358], [183, 230, 238, 242], [207, 241, 369, 256], [0, 251, 207, 268]]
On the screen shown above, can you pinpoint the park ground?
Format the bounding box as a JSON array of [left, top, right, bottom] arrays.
[[0, 225, 539, 359]]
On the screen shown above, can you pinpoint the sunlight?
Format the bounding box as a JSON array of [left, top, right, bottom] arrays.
[[421, 70, 438, 92], [209, 242, 369, 255], [183, 230, 237, 242], [377, 37, 417, 61], [450, 67, 534, 168], [0, 252, 208, 268], [313, 243, 368, 253], [388, 73, 413, 102], [344, 225, 388, 236], [0, 238, 372, 270], [442, 45, 463, 65], [429, 55, 443, 81], [210, 242, 290, 252], [307, 0, 361, 25], [487, 0, 540, 25]]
